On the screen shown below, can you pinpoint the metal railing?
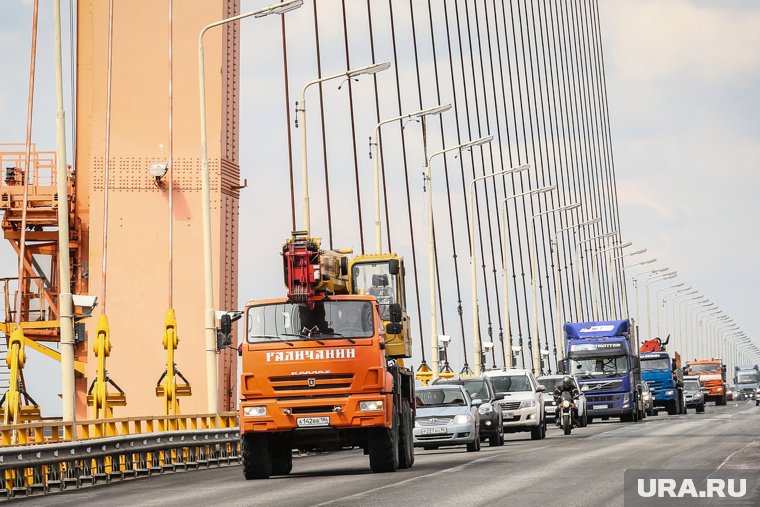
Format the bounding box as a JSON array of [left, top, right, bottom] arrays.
[[0, 412, 240, 498]]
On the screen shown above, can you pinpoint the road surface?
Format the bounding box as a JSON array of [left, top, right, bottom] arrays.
[[18, 401, 760, 507]]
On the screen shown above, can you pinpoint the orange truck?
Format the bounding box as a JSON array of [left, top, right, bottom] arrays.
[[238, 232, 415, 479], [684, 358, 727, 406]]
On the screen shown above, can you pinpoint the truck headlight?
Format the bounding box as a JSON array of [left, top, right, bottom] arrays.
[[665, 390, 674, 396], [243, 406, 267, 417], [716, 387, 723, 392], [520, 399, 536, 409], [453, 414, 474, 424], [478, 403, 494, 415], [359, 400, 384, 412]]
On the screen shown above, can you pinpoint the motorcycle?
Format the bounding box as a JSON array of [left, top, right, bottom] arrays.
[[556, 391, 578, 435]]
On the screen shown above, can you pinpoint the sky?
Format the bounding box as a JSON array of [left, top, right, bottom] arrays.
[[0, 0, 758, 415]]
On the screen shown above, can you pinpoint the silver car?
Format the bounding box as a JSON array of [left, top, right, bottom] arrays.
[[413, 385, 482, 452]]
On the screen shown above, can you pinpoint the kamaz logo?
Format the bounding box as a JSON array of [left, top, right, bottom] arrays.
[[266, 348, 357, 362], [291, 370, 331, 376], [307, 378, 316, 388]]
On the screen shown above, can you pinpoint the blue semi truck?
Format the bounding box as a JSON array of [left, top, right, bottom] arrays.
[[640, 349, 685, 415], [563, 319, 644, 423]]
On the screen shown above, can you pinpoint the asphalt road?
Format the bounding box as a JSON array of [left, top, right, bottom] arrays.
[[16, 401, 760, 507]]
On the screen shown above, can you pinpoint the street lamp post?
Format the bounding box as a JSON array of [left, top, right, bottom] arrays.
[[667, 289, 697, 351], [198, 0, 304, 413], [573, 231, 618, 322], [654, 283, 685, 337], [644, 271, 677, 339], [550, 217, 600, 368], [426, 136, 495, 380], [370, 104, 452, 253], [680, 297, 707, 360], [499, 184, 556, 369], [590, 241, 633, 320], [631, 266, 667, 330], [297, 61, 391, 235], [609, 248, 648, 319], [529, 203, 581, 375], [468, 165, 531, 375]]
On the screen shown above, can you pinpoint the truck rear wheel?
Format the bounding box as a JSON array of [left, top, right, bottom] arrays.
[[369, 407, 399, 473], [398, 400, 415, 469], [242, 433, 272, 480], [666, 400, 676, 415], [696, 403, 705, 414]]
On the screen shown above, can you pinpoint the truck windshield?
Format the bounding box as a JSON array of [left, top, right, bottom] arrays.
[[641, 358, 670, 370], [489, 375, 531, 393], [351, 262, 397, 320], [736, 373, 759, 384], [688, 364, 720, 373], [246, 301, 375, 343], [570, 356, 629, 377]]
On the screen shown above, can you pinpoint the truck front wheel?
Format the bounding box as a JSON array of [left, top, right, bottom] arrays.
[[271, 436, 293, 476], [369, 408, 399, 473], [242, 433, 272, 480]]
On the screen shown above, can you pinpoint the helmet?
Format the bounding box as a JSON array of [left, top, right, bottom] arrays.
[[562, 375, 573, 390]]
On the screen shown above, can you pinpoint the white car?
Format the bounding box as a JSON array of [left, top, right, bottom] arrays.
[[537, 375, 588, 427], [483, 369, 546, 440]]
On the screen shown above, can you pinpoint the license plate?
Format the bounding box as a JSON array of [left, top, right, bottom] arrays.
[[296, 416, 330, 427], [592, 404, 608, 410], [504, 411, 515, 418], [421, 426, 447, 435]]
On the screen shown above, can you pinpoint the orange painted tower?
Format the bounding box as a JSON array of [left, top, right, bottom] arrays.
[[74, 0, 241, 417]]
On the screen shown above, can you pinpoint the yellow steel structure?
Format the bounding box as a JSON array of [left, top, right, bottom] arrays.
[[0, 328, 40, 430], [155, 309, 191, 428], [86, 315, 125, 436]]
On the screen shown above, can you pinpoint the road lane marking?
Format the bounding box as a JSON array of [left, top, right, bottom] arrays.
[[312, 441, 570, 506]]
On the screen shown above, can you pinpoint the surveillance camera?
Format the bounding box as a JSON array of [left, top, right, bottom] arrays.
[[482, 341, 494, 352], [541, 349, 550, 357], [72, 294, 98, 317], [438, 335, 451, 344], [148, 162, 168, 180], [512, 345, 522, 354]]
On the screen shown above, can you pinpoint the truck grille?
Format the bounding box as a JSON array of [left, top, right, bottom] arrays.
[[580, 380, 623, 393], [269, 373, 354, 392], [499, 401, 521, 411]]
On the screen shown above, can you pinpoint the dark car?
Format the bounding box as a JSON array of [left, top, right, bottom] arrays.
[[433, 376, 504, 446]]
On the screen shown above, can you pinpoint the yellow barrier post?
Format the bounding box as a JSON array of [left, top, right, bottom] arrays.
[[86, 315, 126, 438], [156, 309, 191, 431]]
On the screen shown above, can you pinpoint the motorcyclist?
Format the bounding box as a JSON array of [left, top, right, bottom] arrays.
[[553, 375, 580, 423]]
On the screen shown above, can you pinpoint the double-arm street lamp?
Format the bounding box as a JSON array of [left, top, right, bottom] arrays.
[[297, 61, 391, 234], [529, 203, 581, 375], [645, 270, 677, 339], [198, 0, 304, 412], [573, 231, 617, 322], [590, 241, 633, 320], [427, 135, 494, 380], [499, 184, 555, 369], [370, 104, 452, 253], [468, 165, 531, 374]]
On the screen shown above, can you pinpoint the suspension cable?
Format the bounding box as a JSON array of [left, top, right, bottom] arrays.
[[281, 16, 296, 231], [310, 2, 334, 248], [340, 0, 365, 254], [168, 0, 174, 309], [388, 0, 425, 362], [100, 0, 114, 314], [15, 0, 39, 327]]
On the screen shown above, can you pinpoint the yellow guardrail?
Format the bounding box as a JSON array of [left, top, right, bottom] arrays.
[[0, 412, 238, 447]]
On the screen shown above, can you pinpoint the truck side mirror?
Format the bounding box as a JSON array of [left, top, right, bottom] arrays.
[[388, 259, 399, 275], [389, 303, 402, 323], [221, 314, 232, 335]]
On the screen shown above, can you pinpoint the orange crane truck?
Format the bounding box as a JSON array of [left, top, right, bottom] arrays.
[[238, 231, 415, 479], [684, 358, 727, 406]]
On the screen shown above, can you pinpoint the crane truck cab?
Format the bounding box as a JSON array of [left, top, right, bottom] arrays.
[[239, 232, 415, 479]]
